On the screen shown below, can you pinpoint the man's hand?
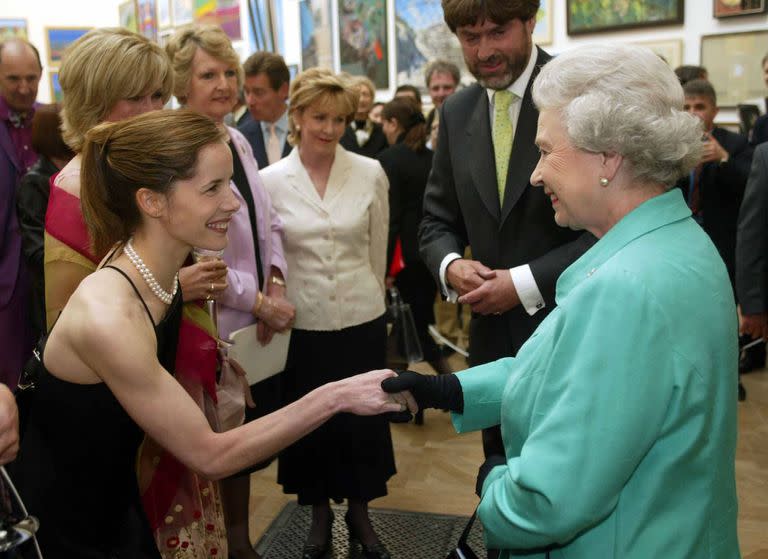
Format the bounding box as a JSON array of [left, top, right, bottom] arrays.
[[700, 132, 729, 164], [740, 312, 768, 341], [458, 269, 520, 315], [446, 259, 496, 296]]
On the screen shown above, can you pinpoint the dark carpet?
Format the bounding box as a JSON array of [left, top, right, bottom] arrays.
[[254, 502, 485, 558]]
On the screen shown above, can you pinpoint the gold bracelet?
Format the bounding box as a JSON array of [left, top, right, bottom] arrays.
[[270, 275, 286, 287], [253, 291, 264, 316]]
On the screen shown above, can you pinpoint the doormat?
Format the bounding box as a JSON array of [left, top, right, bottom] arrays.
[[254, 501, 485, 558]]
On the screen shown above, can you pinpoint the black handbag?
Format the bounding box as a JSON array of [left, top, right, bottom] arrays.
[[445, 508, 480, 559], [14, 335, 47, 441], [385, 287, 423, 369]]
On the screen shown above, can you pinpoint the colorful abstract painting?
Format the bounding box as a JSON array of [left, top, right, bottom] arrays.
[[300, 0, 334, 71], [338, 0, 388, 89], [567, 0, 683, 35], [195, 0, 241, 40]]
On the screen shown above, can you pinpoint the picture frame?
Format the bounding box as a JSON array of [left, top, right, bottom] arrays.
[[45, 27, 91, 66], [195, 0, 242, 41], [49, 71, 62, 103], [701, 30, 768, 108], [392, 0, 470, 93], [713, 0, 767, 17], [172, 0, 194, 26], [632, 38, 683, 69], [566, 0, 684, 35], [300, 0, 334, 72], [118, 0, 139, 32], [0, 18, 28, 40], [137, 0, 158, 42], [337, 0, 389, 89], [533, 0, 553, 46], [157, 0, 172, 28]]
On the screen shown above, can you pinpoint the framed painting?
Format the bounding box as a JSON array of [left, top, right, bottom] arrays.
[[567, 0, 684, 35], [393, 0, 470, 93], [173, 0, 194, 25], [157, 0, 172, 28], [338, 0, 389, 89], [0, 19, 28, 40], [701, 30, 768, 107], [118, 0, 139, 32], [632, 38, 683, 69], [248, 0, 275, 51], [533, 0, 553, 46], [45, 27, 91, 66], [714, 0, 767, 17], [195, 0, 242, 41], [49, 71, 62, 103], [138, 0, 158, 41]]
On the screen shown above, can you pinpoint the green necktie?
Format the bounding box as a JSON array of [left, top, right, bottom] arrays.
[[493, 90, 516, 202]]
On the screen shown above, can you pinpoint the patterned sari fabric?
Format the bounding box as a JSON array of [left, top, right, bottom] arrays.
[[44, 176, 228, 558]]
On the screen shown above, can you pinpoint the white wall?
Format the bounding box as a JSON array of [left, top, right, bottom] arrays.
[[6, 0, 768, 122]]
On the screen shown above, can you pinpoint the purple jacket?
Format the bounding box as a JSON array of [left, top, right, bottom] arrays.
[[1, 100, 40, 385], [217, 126, 288, 340]]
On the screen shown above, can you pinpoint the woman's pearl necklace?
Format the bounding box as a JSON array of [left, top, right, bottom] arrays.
[[123, 238, 179, 305]]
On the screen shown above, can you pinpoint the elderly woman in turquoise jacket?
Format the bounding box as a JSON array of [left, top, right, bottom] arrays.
[[384, 43, 740, 558]]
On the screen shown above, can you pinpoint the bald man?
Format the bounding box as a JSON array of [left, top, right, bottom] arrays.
[[1, 38, 42, 386]]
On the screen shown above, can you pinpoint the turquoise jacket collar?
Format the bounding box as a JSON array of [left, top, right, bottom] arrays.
[[556, 189, 692, 302]]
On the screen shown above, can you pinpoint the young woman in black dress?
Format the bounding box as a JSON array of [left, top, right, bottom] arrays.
[[10, 109, 413, 558]]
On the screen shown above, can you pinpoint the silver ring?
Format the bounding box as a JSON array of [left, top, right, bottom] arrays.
[[209, 282, 215, 293]]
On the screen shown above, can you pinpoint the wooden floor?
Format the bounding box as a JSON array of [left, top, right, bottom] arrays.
[[248, 357, 768, 558]]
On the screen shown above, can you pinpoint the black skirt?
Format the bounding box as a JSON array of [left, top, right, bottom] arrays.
[[277, 315, 395, 505]]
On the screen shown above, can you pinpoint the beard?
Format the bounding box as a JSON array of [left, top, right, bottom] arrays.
[[467, 38, 532, 90]]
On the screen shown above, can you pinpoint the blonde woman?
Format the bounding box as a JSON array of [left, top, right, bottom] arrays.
[[165, 24, 294, 559], [261, 69, 393, 559], [339, 75, 387, 158]]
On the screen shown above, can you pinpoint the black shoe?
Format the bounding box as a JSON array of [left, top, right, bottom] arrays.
[[302, 511, 334, 559], [344, 512, 391, 559], [738, 382, 747, 402], [739, 336, 766, 374]]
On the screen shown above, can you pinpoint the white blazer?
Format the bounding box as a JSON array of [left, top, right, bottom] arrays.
[[260, 144, 389, 331]]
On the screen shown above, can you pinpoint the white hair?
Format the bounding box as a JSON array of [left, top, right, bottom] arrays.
[[532, 43, 703, 188]]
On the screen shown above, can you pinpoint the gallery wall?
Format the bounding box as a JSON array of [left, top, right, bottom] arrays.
[[3, 0, 768, 123]]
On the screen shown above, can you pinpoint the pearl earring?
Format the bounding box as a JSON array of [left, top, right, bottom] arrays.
[[599, 177, 609, 187]]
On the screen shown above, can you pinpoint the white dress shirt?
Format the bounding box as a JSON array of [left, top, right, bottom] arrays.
[[438, 46, 545, 316], [260, 144, 389, 331]]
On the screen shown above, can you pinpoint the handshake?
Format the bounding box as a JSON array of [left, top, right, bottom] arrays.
[[380, 370, 463, 422]]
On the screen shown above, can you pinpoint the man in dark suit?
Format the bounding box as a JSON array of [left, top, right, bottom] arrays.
[[678, 79, 753, 285], [750, 52, 768, 146], [678, 79, 754, 397], [0, 38, 41, 387], [239, 51, 292, 169], [737, 143, 768, 366], [418, 0, 594, 464]]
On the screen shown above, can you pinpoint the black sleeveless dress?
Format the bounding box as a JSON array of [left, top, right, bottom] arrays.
[[10, 266, 182, 559]]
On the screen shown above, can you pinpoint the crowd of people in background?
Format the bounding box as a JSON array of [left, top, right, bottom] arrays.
[[1, 0, 768, 557]]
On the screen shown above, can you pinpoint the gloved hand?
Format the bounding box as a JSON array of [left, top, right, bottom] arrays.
[[476, 454, 506, 497], [381, 370, 464, 423]]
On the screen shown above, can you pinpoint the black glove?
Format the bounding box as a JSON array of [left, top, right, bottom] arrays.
[[381, 370, 464, 418], [476, 454, 506, 497]]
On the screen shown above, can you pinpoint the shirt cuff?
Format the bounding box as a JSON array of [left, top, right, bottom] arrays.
[[510, 265, 545, 316], [439, 252, 462, 303]]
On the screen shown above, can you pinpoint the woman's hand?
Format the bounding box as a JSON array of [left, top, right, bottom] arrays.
[[255, 282, 295, 344], [0, 384, 19, 465], [179, 260, 228, 302], [335, 369, 417, 417]]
